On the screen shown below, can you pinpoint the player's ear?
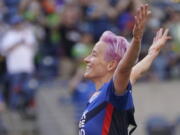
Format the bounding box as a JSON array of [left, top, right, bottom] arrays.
[[107, 60, 117, 71]]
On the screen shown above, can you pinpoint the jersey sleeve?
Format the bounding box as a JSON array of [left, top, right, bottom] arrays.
[[105, 79, 134, 110]]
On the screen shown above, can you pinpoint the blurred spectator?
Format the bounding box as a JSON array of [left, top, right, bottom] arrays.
[[117, 2, 135, 37], [59, 4, 81, 58], [58, 4, 82, 78], [21, 0, 43, 23], [168, 10, 180, 78], [71, 29, 94, 68], [3, 0, 20, 22], [84, 0, 116, 41], [0, 15, 38, 115]]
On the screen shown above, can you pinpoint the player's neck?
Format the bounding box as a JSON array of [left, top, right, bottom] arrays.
[[93, 73, 112, 90]]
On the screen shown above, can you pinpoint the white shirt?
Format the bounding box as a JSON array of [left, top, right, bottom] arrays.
[[0, 27, 37, 74]]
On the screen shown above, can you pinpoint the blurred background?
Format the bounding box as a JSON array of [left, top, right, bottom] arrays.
[[0, 0, 179, 135]]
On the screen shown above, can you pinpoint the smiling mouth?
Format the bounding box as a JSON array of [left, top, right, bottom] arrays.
[[86, 66, 90, 70], [86, 64, 92, 70]]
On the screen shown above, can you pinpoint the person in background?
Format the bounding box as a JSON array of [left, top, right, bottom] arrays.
[[58, 4, 82, 78], [0, 15, 38, 117]]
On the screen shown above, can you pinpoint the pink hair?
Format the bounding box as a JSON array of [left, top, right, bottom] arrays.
[[100, 31, 129, 62]]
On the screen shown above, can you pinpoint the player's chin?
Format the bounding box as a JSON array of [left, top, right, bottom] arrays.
[[84, 71, 91, 79]]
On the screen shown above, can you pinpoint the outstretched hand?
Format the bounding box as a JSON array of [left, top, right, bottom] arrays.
[[133, 4, 151, 40], [148, 28, 171, 57]]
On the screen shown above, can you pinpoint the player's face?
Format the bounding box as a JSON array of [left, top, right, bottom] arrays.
[[84, 41, 109, 80]]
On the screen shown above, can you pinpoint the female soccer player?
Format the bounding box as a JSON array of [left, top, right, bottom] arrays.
[[79, 4, 171, 135]]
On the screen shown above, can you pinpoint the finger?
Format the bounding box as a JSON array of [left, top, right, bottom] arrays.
[[140, 5, 150, 25], [141, 5, 145, 18], [134, 16, 138, 30], [134, 16, 138, 22], [159, 35, 171, 49], [141, 4, 148, 18], [143, 4, 148, 17], [156, 28, 163, 39], [166, 36, 172, 40], [147, 11, 151, 17], [154, 34, 158, 42], [136, 7, 141, 21], [145, 4, 149, 12], [157, 28, 163, 39], [136, 7, 140, 14], [141, 5, 146, 19], [144, 5, 151, 21], [136, 9, 141, 24], [134, 16, 139, 25], [154, 29, 160, 41], [163, 28, 169, 37], [163, 36, 172, 44], [139, 6, 146, 26]]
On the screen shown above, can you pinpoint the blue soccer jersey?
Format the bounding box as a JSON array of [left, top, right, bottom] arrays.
[[79, 79, 136, 135]]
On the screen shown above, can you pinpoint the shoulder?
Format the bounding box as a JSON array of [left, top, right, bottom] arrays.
[[108, 79, 132, 94]]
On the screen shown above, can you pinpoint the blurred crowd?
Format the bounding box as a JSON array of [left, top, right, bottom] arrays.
[[0, 0, 179, 134]]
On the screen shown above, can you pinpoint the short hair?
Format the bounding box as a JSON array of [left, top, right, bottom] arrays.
[[100, 31, 129, 62]]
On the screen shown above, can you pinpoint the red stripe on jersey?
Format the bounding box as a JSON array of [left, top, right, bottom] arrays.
[[102, 103, 114, 135]]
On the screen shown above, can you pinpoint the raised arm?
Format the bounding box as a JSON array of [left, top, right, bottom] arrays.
[[130, 28, 171, 85], [113, 4, 151, 95]]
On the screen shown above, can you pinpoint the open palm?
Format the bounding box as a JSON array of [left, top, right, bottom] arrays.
[[148, 28, 171, 57], [133, 4, 151, 40]]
